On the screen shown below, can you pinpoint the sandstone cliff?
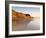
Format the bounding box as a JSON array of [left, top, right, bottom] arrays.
[[12, 10, 33, 21]]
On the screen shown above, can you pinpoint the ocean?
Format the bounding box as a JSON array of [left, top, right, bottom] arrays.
[[12, 17, 40, 31]]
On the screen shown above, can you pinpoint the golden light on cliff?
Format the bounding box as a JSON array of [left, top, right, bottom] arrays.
[[12, 10, 33, 21]]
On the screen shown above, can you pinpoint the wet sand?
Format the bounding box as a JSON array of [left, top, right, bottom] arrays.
[[12, 17, 40, 31]]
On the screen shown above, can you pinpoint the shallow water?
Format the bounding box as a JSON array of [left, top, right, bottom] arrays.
[[12, 17, 40, 31]]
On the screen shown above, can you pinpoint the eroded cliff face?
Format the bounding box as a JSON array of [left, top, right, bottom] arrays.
[[12, 10, 33, 21]]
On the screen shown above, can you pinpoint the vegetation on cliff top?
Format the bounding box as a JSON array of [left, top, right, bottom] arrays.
[[12, 10, 33, 21]]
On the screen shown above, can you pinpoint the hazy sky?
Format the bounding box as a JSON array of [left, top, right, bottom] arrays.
[[12, 7, 40, 17]]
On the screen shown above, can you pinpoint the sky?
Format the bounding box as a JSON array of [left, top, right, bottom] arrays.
[[12, 6, 40, 17]]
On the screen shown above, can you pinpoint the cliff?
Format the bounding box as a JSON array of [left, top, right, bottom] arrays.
[[12, 10, 33, 21]]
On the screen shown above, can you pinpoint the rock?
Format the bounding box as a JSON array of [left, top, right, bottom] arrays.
[[12, 10, 33, 21]]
